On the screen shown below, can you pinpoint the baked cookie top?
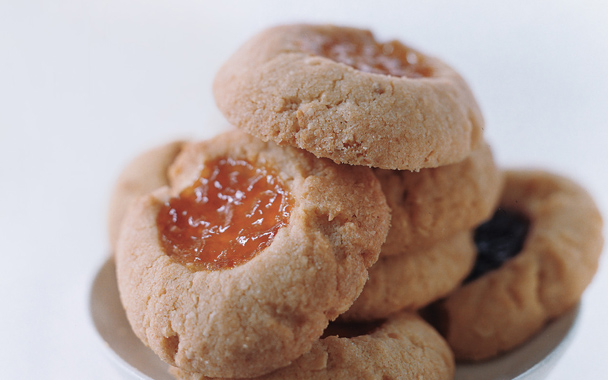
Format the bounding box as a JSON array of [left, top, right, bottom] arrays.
[[213, 24, 484, 170], [377, 142, 503, 256], [169, 311, 454, 380], [341, 229, 476, 321], [115, 130, 390, 378], [429, 170, 604, 361], [107, 140, 186, 252]]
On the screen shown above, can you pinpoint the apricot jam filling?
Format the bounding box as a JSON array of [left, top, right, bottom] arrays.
[[299, 33, 432, 78], [157, 157, 293, 271]]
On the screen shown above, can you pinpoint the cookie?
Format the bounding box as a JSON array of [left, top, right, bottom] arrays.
[[168, 311, 454, 380], [341, 229, 476, 321], [115, 130, 391, 378], [107, 140, 186, 251], [428, 170, 603, 361], [378, 142, 502, 256], [213, 24, 484, 170]]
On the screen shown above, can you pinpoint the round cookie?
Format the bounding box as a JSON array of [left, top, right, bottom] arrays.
[[107, 140, 186, 251], [115, 130, 391, 378], [378, 142, 503, 256], [429, 170, 604, 361], [341, 230, 476, 321], [168, 311, 454, 380], [213, 24, 484, 170]]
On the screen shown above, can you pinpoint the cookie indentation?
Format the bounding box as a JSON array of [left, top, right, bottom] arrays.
[[465, 208, 529, 283], [160, 334, 180, 362], [157, 157, 292, 271], [298, 32, 431, 78]]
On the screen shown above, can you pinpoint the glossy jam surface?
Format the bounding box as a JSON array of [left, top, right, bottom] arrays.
[[299, 33, 432, 78], [157, 157, 292, 271], [465, 208, 530, 283]]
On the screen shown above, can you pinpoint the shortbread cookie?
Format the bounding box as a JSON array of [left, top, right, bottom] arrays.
[[378, 142, 502, 256], [342, 230, 476, 321], [115, 130, 391, 378], [107, 140, 186, 251], [169, 311, 454, 380], [429, 170, 603, 361], [213, 24, 484, 170]]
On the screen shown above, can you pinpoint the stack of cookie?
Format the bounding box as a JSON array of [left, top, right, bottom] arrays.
[[109, 24, 603, 380]]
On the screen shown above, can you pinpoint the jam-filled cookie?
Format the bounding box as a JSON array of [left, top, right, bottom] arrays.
[[115, 130, 391, 378], [428, 170, 603, 361], [108, 140, 186, 251], [341, 230, 476, 321], [213, 24, 484, 170], [378, 142, 502, 257], [168, 311, 454, 380]]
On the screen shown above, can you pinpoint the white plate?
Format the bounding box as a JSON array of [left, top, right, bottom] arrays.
[[89, 258, 580, 380]]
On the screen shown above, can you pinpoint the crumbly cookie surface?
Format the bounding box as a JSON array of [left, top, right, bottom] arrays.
[[341, 230, 476, 321], [169, 311, 454, 380], [107, 140, 186, 251], [115, 130, 391, 378], [431, 170, 604, 361], [213, 24, 484, 170], [378, 142, 503, 256]]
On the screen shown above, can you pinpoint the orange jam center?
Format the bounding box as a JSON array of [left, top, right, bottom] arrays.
[[299, 33, 432, 78], [157, 157, 292, 271]]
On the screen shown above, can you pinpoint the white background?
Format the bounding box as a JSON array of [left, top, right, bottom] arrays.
[[1, 1, 607, 379]]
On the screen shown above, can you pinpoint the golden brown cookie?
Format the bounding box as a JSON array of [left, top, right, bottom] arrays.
[[341, 230, 476, 321], [429, 170, 603, 361], [107, 140, 186, 251], [168, 311, 454, 380], [378, 142, 503, 257], [213, 24, 484, 170], [115, 130, 391, 378]]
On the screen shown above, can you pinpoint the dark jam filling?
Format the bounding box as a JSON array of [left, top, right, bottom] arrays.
[[321, 319, 386, 339], [465, 208, 530, 283]]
